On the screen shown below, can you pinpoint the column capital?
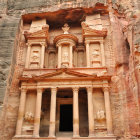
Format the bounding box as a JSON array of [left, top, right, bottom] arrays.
[[86, 87, 93, 92], [51, 87, 57, 92], [37, 88, 44, 93], [26, 42, 32, 46], [72, 87, 79, 92], [40, 42, 46, 47], [103, 87, 109, 92], [21, 88, 27, 93], [56, 43, 61, 48], [85, 40, 90, 45], [99, 40, 104, 44]]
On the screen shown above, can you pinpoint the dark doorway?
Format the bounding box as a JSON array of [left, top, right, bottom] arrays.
[[59, 104, 73, 131]]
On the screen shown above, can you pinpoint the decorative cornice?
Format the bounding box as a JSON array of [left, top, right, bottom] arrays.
[[81, 22, 107, 38], [20, 68, 112, 82]]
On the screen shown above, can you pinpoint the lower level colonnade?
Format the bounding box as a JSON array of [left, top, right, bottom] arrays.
[[15, 86, 113, 138]]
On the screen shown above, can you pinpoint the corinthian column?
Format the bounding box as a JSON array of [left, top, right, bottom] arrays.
[[58, 46, 61, 68], [103, 87, 113, 135], [25, 43, 31, 68], [87, 87, 95, 137], [40, 43, 46, 68], [49, 88, 57, 137], [33, 88, 43, 137], [85, 42, 90, 67], [73, 87, 79, 137], [15, 88, 27, 137]]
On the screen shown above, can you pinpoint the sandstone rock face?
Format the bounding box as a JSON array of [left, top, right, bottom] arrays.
[[0, 0, 140, 140]]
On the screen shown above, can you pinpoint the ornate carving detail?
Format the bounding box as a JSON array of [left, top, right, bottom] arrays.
[[86, 86, 93, 92], [103, 87, 109, 92], [95, 110, 106, 121], [51, 87, 57, 93], [72, 87, 79, 92], [24, 112, 34, 122], [21, 88, 27, 93]]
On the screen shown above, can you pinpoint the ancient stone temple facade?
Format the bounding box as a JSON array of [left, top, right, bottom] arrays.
[[13, 14, 116, 139], [0, 0, 140, 140]]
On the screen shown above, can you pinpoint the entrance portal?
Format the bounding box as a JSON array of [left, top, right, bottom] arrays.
[[59, 104, 73, 131]]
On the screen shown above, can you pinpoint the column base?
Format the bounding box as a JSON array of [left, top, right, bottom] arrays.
[[48, 135, 56, 138], [33, 135, 40, 137], [88, 134, 95, 137], [73, 135, 80, 138], [107, 133, 114, 136], [14, 135, 22, 138]]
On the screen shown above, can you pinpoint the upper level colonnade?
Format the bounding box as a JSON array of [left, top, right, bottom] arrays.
[[24, 20, 107, 70]]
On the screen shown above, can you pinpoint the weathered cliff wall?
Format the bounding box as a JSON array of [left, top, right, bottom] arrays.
[[0, 0, 140, 140]]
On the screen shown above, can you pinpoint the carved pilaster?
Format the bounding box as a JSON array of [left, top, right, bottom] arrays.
[[25, 43, 31, 68], [40, 43, 46, 69], [85, 41, 90, 68], [33, 88, 43, 137], [15, 88, 27, 137], [103, 87, 113, 135]]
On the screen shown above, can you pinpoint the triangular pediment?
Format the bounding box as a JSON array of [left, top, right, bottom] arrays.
[[81, 22, 107, 37], [34, 68, 93, 79]]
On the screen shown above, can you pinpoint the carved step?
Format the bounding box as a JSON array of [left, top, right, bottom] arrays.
[[56, 137, 72, 140]]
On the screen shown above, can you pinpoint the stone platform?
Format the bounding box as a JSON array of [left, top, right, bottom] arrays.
[[12, 136, 117, 140]]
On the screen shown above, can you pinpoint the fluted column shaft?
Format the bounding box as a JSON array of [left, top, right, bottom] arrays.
[[87, 87, 95, 137], [103, 87, 113, 135], [73, 87, 79, 137], [25, 44, 31, 68], [15, 88, 27, 136], [33, 88, 43, 137], [49, 88, 57, 137]]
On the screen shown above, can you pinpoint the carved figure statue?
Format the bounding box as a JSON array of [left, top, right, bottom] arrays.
[[62, 23, 70, 34], [24, 112, 34, 122], [96, 110, 105, 120], [31, 51, 39, 62]]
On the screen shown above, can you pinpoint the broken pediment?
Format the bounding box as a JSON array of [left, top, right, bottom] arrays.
[[81, 22, 107, 38], [24, 24, 49, 41]]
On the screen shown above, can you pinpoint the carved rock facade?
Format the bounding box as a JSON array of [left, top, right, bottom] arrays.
[[0, 0, 140, 140]]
